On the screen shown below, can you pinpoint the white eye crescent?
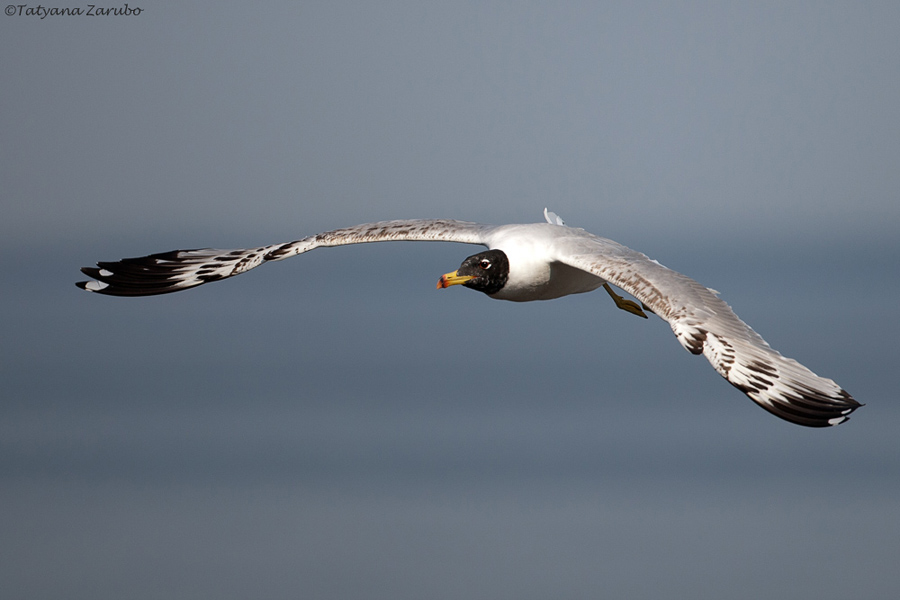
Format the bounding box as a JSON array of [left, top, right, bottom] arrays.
[[479, 259, 491, 269]]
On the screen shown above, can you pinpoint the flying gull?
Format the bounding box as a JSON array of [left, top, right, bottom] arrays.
[[77, 209, 861, 428]]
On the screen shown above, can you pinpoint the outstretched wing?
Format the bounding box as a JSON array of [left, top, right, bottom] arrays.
[[550, 231, 861, 427], [77, 219, 492, 297]]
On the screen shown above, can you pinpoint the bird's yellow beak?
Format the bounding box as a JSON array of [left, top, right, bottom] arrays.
[[437, 270, 474, 289]]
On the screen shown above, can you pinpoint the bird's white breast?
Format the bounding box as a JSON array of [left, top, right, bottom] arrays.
[[484, 223, 605, 301]]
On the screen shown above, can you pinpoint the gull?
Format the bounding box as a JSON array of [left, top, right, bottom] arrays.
[[77, 209, 861, 427]]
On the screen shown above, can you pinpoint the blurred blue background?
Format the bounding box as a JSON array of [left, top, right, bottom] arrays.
[[2, 2, 898, 598]]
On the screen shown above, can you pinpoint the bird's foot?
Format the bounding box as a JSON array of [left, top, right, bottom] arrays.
[[603, 283, 649, 319]]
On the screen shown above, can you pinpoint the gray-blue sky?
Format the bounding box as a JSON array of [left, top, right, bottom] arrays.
[[2, 2, 899, 599]]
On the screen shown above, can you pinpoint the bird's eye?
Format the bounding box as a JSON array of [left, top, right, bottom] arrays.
[[479, 259, 491, 269]]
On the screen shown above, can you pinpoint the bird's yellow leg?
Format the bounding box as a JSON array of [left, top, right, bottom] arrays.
[[603, 283, 649, 319]]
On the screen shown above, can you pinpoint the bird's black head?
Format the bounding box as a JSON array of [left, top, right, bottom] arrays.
[[437, 249, 509, 296]]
